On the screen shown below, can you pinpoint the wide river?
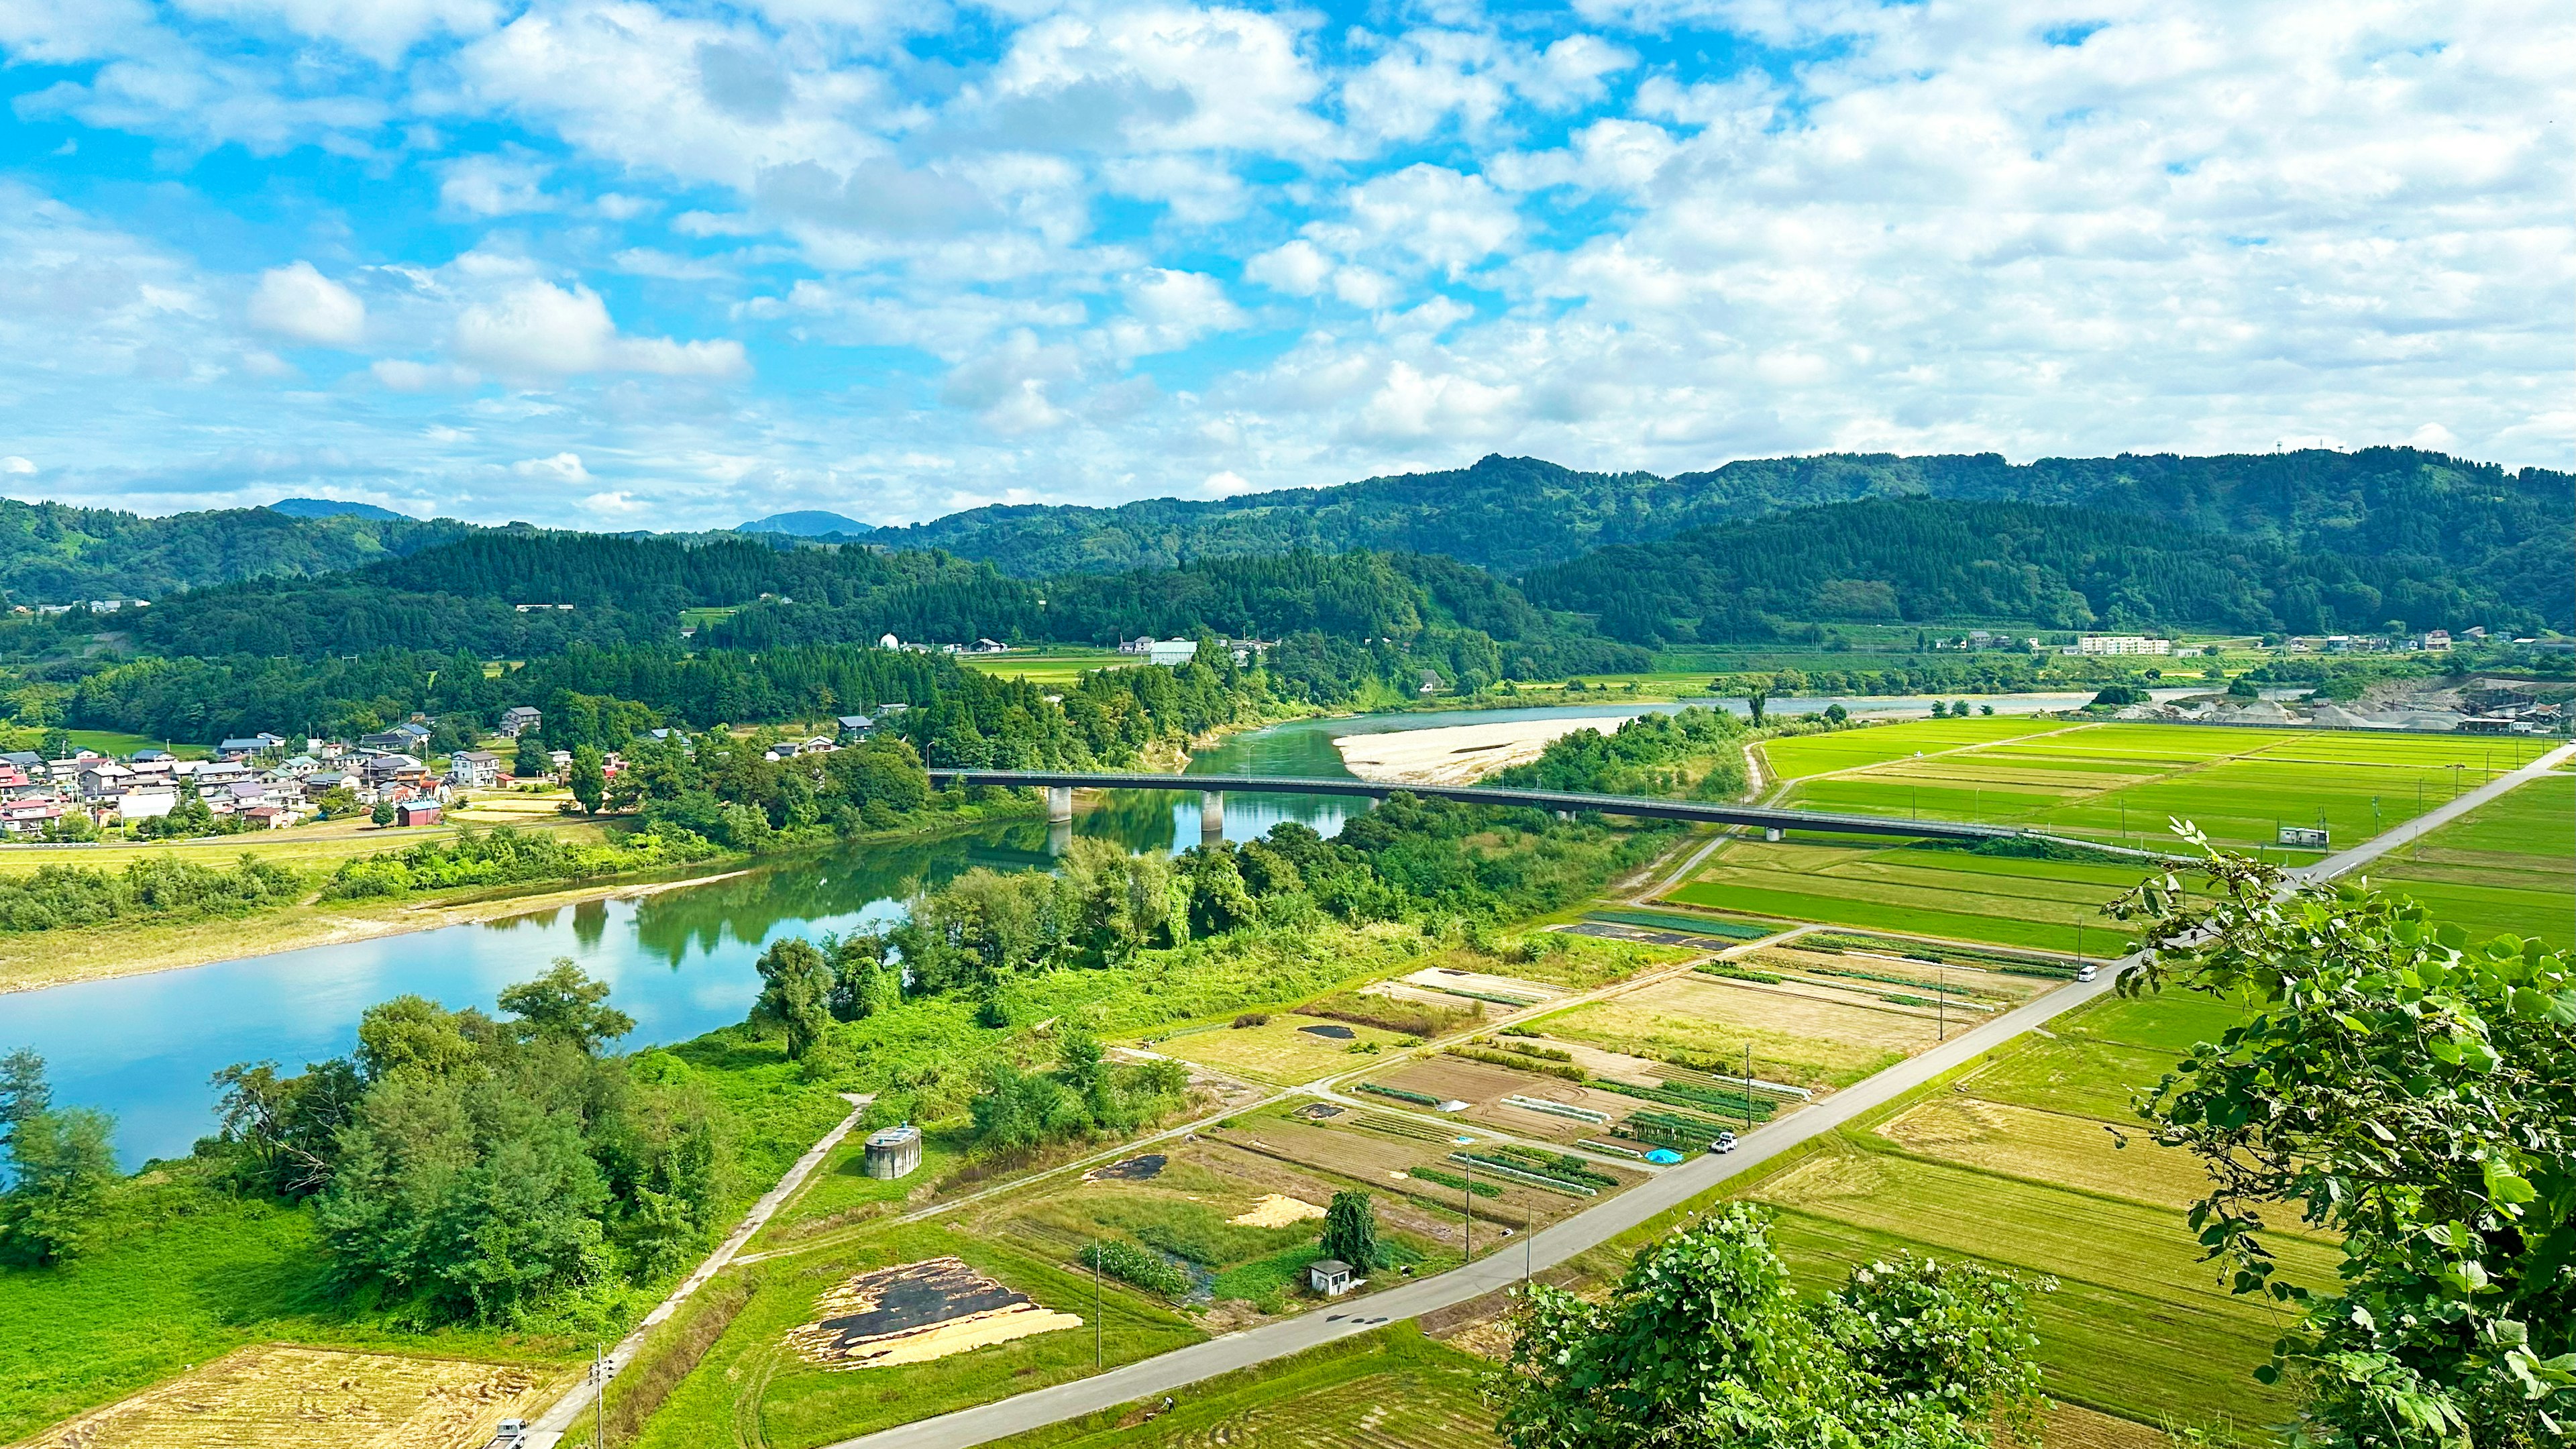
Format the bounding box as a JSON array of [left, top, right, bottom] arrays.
[[1, 693, 2109, 1165]]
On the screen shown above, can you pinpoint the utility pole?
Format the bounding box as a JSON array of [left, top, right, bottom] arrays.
[[1093, 1246, 1102, 1370], [1742, 1043, 1754, 1133], [1462, 1150, 1472, 1260], [1523, 1199, 1533, 1285], [593, 1344, 605, 1449], [1936, 961, 1946, 1042]]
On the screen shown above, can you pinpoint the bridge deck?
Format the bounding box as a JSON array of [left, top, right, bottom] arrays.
[[924, 769, 2018, 841]]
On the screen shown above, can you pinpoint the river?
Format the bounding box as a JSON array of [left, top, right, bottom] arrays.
[[0, 693, 2112, 1166]]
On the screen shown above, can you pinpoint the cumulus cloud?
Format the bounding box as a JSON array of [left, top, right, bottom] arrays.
[[1, 457, 35, 475], [246, 261, 366, 346], [439, 152, 554, 216], [513, 451, 590, 480], [452, 280, 748, 380], [174, 0, 502, 64]]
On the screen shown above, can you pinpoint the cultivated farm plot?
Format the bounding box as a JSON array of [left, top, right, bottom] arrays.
[[1542, 975, 1917, 1090], [1374, 1055, 1648, 1145], [1666, 837, 2153, 955], [2368, 773, 2575, 949], [1146, 1016, 1417, 1086], [1756, 716, 2078, 784], [19, 1345, 570, 1449], [1776, 721, 2545, 853], [1873, 1097, 2218, 1210], [1747, 943, 2060, 1012], [1204, 1112, 1595, 1237]]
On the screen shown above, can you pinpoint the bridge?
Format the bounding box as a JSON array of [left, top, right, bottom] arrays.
[[922, 769, 2022, 843]]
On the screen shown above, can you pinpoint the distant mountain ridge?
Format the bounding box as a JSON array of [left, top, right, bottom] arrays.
[[740, 510, 870, 537], [268, 498, 413, 521], [849, 447, 2572, 582]]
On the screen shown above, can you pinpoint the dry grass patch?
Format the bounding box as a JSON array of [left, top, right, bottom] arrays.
[[1876, 1096, 2217, 1210], [1149, 1016, 1415, 1085], [17, 1345, 568, 1449], [1544, 977, 1919, 1089]]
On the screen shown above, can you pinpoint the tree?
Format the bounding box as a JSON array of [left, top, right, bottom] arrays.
[[749, 937, 833, 1059], [1320, 1189, 1382, 1271], [0, 1046, 50, 1146], [823, 932, 900, 1021], [1, 1104, 118, 1265], [2114, 839, 2576, 1449], [1496, 1203, 2041, 1449], [496, 959, 634, 1055], [209, 1056, 366, 1197], [356, 994, 485, 1079], [515, 735, 551, 780], [370, 799, 396, 826], [568, 746, 606, 815], [1746, 687, 1769, 724]]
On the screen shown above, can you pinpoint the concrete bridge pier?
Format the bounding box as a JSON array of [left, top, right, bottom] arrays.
[[1764, 826, 1784, 842], [1046, 819, 1073, 857], [1045, 785, 1074, 824], [1200, 790, 1226, 843]]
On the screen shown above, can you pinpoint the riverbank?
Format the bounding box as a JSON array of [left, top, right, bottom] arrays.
[[1331, 712, 1639, 785], [0, 801, 1038, 996]]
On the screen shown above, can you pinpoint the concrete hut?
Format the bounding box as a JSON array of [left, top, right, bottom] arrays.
[[863, 1124, 922, 1180], [1307, 1258, 1354, 1297]]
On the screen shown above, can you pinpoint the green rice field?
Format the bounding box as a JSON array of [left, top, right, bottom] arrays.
[[989, 1326, 1496, 1449], [2366, 773, 2575, 949], [1739, 985, 2311, 1428], [1664, 838, 2150, 955], [1774, 721, 2548, 852]]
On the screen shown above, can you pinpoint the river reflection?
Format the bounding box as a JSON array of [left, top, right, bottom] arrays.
[[0, 692, 2112, 1165]]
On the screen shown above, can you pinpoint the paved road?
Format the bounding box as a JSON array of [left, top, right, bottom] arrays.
[[827, 741, 2572, 1449]]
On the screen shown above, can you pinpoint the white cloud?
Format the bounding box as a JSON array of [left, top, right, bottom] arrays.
[[451, 280, 748, 380], [173, 0, 501, 64], [372, 358, 480, 390], [513, 451, 590, 480], [1332, 165, 1521, 276], [439, 152, 554, 217], [1245, 240, 1332, 296], [246, 261, 366, 347], [1, 457, 35, 475], [1110, 268, 1246, 355]]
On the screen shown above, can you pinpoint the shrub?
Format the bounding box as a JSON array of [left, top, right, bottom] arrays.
[[1078, 1240, 1193, 1297]]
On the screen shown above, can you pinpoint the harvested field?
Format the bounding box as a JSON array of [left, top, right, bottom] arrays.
[[1876, 1096, 2218, 1210], [19, 1345, 566, 1449], [1545, 975, 1923, 1089], [1146, 1015, 1415, 1085], [1204, 1118, 1576, 1232], [1230, 1194, 1328, 1228], [2038, 1401, 2171, 1449], [785, 1258, 1083, 1370], [1400, 966, 1566, 1005], [1374, 1057, 1644, 1143]]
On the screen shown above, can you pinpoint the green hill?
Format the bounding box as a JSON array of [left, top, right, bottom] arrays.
[[853, 447, 2571, 584]]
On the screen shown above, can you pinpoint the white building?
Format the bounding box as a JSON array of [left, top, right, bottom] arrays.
[[2075, 635, 2174, 657]]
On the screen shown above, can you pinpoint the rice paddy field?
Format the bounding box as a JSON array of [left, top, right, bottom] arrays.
[[987, 1326, 1498, 1449], [1734, 983, 2316, 1430], [2365, 772, 2575, 950], [1664, 839, 2153, 955], [957, 647, 1137, 685], [17, 1345, 573, 1449], [1769, 720, 2546, 853]]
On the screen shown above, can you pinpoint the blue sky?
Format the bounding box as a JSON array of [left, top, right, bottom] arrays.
[[0, 0, 2565, 530]]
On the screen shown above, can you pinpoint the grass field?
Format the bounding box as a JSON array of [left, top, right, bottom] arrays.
[[957, 647, 1137, 686], [1758, 716, 2080, 784], [1666, 839, 2152, 955], [1776, 721, 2545, 852], [1539, 974, 1915, 1089], [988, 1325, 1497, 1449], [629, 1224, 1205, 1449], [2367, 773, 2575, 949], [1146, 1015, 1419, 1086]]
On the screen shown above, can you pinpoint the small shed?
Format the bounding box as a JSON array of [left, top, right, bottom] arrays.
[[396, 800, 443, 827], [863, 1124, 922, 1180], [1307, 1258, 1354, 1297]]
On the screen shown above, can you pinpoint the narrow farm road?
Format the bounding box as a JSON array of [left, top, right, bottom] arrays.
[[820, 739, 2573, 1449], [526, 1092, 872, 1449]]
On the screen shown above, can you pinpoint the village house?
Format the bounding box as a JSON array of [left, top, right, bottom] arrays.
[[448, 749, 505, 789], [357, 721, 433, 755], [498, 706, 542, 738]]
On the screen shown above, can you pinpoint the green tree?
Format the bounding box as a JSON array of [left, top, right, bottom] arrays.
[[515, 735, 551, 780], [749, 937, 833, 1060], [355, 995, 485, 1079], [0, 1046, 50, 1146], [2115, 839, 2576, 1449], [370, 799, 396, 826], [1, 1105, 119, 1265], [496, 959, 634, 1055], [1320, 1189, 1382, 1271], [1496, 1203, 2037, 1449], [567, 745, 606, 815]]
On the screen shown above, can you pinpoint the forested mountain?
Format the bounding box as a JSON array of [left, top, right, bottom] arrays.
[[0, 500, 471, 606], [133, 530, 1646, 685], [266, 498, 412, 521], [741, 511, 869, 536], [1520, 497, 2561, 643], [847, 447, 2571, 582]]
